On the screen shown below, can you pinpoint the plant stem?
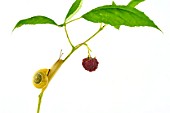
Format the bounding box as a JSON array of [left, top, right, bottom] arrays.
[[83, 43, 92, 57], [37, 91, 44, 113], [83, 25, 106, 44], [58, 18, 81, 27], [65, 17, 81, 25], [36, 24, 106, 113], [64, 25, 106, 62], [63, 48, 74, 62], [64, 24, 74, 48]]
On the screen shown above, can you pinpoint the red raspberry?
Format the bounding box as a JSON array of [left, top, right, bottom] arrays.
[[82, 57, 99, 72]]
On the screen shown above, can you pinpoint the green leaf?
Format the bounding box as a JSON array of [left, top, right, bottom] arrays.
[[128, 0, 145, 7], [112, 1, 116, 6], [13, 16, 58, 31], [82, 5, 160, 31], [115, 0, 145, 29], [65, 0, 82, 22], [111, 1, 120, 29], [114, 25, 120, 29]]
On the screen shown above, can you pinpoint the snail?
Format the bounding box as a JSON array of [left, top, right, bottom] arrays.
[[33, 51, 64, 89]]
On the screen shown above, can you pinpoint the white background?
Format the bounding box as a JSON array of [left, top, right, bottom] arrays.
[[0, 0, 170, 113]]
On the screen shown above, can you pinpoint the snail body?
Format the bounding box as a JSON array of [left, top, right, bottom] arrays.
[[48, 59, 63, 82]]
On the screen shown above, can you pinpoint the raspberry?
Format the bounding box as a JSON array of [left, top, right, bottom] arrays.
[[82, 57, 99, 72]]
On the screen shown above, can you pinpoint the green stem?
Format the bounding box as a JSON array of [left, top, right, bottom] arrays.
[[83, 25, 106, 44], [63, 48, 74, 62], [64, 24, 74, 48], [65, 17, 81, 25], [83, 43, 92, 52], [64, 25, 106, 62], [36, 24, 106, 113], [37, 91, 44, 113], [59, 17, 81, 27], [83, 43, 92, 57]]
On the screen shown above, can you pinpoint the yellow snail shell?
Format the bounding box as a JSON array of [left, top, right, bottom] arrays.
[[33, 69, 50, 89]]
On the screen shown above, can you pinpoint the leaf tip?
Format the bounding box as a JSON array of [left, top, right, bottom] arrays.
[[65, 0, 83, 22], [12, 25, 18, 32], [156, 27, 163, 33], [112, 1, 116, 6]]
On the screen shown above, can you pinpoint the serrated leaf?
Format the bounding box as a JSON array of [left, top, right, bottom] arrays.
[[13, 16, 58, 31], [115, 0, 145, 29], [114, 25, 120, 29], [82, 5, 160, 31], [65, 0, 82, 22], [112, 1, 116, 6], [128, 0, 145, 7], [111, 1, 119, 29]]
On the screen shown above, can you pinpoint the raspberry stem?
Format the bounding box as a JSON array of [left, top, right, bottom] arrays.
[[65, 17, 82, 25], [83, 43, 91, 57], [37, 91, 44, 113], [64, 24, 75, 48], [36, 21, 106, 113], [63, 24, 106, 62]]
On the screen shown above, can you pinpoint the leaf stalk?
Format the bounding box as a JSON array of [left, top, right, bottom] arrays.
[[64, 24, 75, 48]]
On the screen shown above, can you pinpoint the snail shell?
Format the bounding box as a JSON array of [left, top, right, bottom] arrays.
[[33, 51, 64, 90], [33, 69, 50, 89]]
